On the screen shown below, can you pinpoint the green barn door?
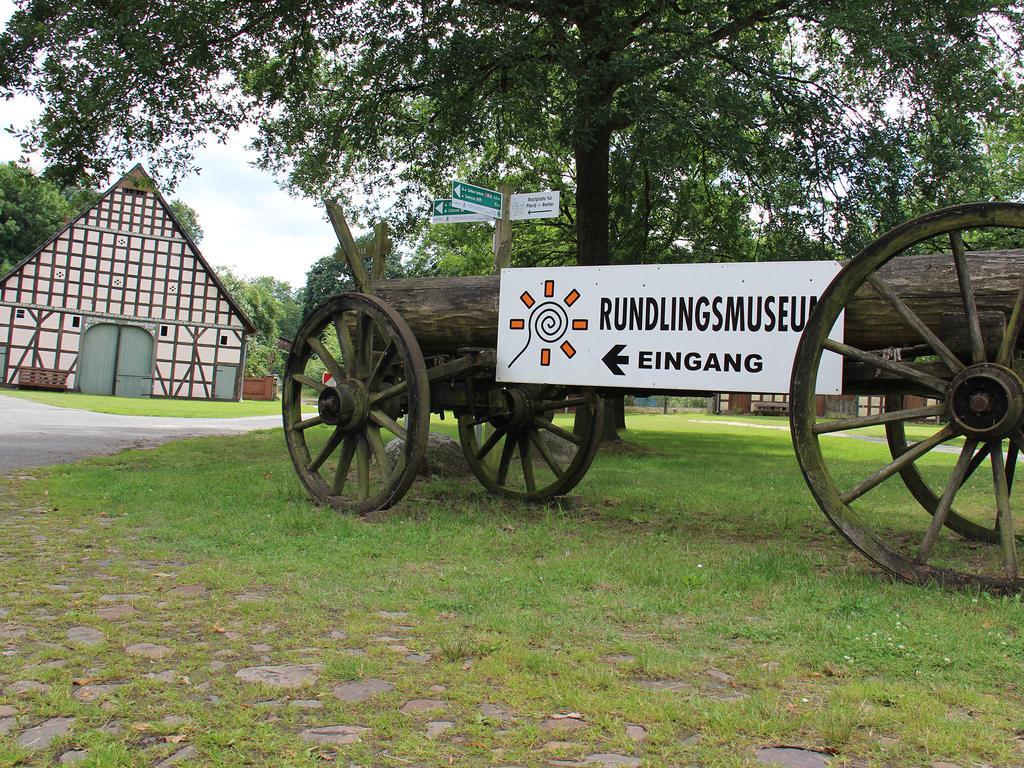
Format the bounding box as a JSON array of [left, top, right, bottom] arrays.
[[77, 324, 119, 395], [114, 326, 154, 398], [214, 364, 237, 401], [0, 346, 6, 384], [78, 324, 153, 397]]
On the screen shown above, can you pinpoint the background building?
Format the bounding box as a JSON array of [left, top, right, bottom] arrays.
[[0, 165, 255, 399]]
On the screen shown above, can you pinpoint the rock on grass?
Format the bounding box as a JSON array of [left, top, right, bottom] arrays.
[[234, 664, 322, 689]]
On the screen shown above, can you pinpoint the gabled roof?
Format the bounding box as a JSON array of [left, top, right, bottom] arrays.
[[1, 163, 257, 334]]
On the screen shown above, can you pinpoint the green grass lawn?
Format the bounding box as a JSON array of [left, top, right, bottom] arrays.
[[0, 389, 282, 418], [0, 414, 1022, 766]]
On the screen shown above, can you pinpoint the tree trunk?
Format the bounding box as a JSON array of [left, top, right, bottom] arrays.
[[575, 127, 611, 268], [576, 128, 620, 438]]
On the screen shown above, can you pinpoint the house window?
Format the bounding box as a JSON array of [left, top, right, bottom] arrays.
[[15, 309, 25, 319], [220, 334, 229, 346], [71, 316, 81, 328], [160, 325, 169, 338]]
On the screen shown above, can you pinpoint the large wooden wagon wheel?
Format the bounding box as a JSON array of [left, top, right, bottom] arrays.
[[791, 202, 1024, 592], [457, 385, 603, 501], [283, 293, 430, 513]]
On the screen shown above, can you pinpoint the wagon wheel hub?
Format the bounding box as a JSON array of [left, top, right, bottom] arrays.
[[947, 363, 1024, 440], [491, 388, 533, 431], [318, 379, 370, 430]]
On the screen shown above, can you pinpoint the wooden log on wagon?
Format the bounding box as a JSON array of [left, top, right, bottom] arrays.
[[373, 250, 1023, 356], [374, 275, 501, 354]]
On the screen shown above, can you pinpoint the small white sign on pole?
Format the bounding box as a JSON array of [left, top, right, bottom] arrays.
[[510, 190, 560, 220], [496, 262, 843, 394]]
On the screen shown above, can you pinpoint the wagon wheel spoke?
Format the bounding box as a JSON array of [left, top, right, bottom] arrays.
[[990, 441, 1019, 579], [495, 434, 517, 486], [958, 442, 992, 489], [332, 436, 357, 495], [528, 429, 565, 479], [292, 373, 325, 392], [814, 403, 945, 435], [292, 415, 324, 432], [532, 416, 584, 446], [822, 339, 948, 395], [1005, 438, 1020, 498], [475, 425, 508, 462], [917, 439, 979, 562], [866, 273, 963, 374], [1011, 430, 1024, 465], [950, 230, 987, 365], [308, 427, 344, 473], [520, 435, 536, 494], [370, 380, 408, 406], [369, 340, 398, 390], [306, 336, 344, 384], [992, 437, 1022, 532], [356, 434, 371, 501], [465, 412, 500, 428], [370, 409, 407, 440], [997, 278, 1024, 367], [366, 425, 390, 470], [840, 425, 957, 505], [356, 313, 373, 378], [333, 312, 355, 377]]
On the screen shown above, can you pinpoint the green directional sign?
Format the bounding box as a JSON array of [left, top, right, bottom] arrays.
[[433, 199, 466, 216], [451, 180, 502, 217], [430, 198, 493, 224]]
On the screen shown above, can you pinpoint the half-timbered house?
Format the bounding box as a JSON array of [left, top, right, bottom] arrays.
[[0, 165, 255, 399]]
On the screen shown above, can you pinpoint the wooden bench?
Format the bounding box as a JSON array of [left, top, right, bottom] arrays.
[[751, 400, 789, 416], [17, 367, 69, 391]]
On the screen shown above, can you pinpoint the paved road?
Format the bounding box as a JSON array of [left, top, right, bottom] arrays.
[[0, 394, 285, 474]]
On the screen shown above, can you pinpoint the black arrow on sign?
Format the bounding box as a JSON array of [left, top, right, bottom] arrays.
[[528, 209, 553, 215], [602, 344, 629, 376]]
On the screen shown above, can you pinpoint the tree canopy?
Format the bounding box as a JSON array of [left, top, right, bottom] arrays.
[[215, 267, 304, 377], [169, 200, 203, 243], [2, 0, 1023, 268], [302, 236, 412, 318], [0, 161, 71, 275]]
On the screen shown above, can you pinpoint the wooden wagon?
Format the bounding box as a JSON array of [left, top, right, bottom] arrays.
[[283, 202, 1024, 593]]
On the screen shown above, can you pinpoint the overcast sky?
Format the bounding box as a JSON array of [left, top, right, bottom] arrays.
[[0, 1, 339, 289]]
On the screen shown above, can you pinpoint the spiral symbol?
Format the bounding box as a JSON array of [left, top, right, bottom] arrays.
[[509, 301, 568, 367]]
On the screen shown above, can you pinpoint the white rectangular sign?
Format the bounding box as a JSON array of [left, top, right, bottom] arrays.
[[496, 262, 844, 394], [511, 190, 560, 220]]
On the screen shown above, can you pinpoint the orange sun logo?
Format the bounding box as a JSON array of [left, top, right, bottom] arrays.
[[508, 279, 588, 367]]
